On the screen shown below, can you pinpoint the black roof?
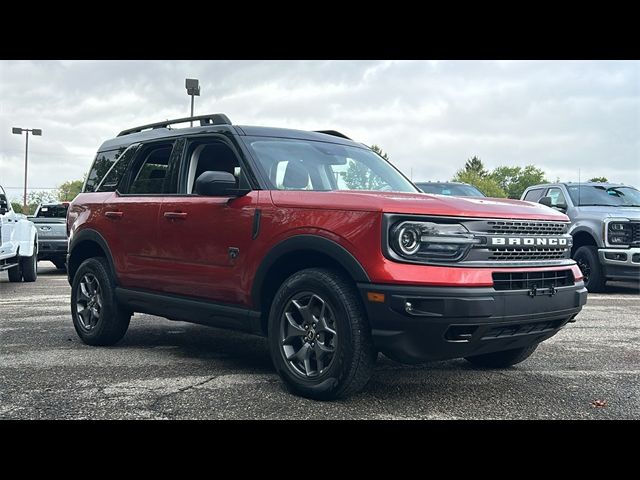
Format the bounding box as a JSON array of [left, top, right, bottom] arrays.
[[98, 114, 362, 152]]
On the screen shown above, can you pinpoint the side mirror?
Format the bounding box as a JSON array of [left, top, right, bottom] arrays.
[[195, 171, 249, 197], [539, 196, 552, 207], [0, 200, 8, 215], [555, 202, 568, 212]]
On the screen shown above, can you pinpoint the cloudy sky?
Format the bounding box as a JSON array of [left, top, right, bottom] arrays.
[[1, 60, 638, 200]]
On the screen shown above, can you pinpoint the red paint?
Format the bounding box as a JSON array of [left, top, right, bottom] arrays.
[[69, 189, 577, 309]]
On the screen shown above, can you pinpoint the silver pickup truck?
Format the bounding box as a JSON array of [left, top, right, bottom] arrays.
[[30, 202, 69, 270], [521, 182, 640, 292]]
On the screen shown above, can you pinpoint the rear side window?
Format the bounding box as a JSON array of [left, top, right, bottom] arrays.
[[128, 143, 176, 194], [523, 188, 545, 202], [37, 204, 68, 218], [84, 147, 127, 192]]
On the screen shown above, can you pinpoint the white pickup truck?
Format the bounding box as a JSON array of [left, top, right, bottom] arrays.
[[0, 186, 38, 282]]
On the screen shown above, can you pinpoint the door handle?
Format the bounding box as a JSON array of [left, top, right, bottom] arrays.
[[164, 212, 188, 220], [104, 211, 123, 219]]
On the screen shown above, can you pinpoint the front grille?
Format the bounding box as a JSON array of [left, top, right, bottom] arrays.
[[633, 223, 640, 245], [482, 319, 566, 339], [485, 220, 567, 235], [488, 248, 569, 261], [492, 269, 574, 291]]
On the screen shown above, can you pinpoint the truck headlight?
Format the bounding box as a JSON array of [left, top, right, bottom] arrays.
[[389, 220, 480, 262], [608, 221, 632, 245]]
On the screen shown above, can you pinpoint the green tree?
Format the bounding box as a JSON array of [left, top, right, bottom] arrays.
[[342, 144, 389, 190], [452, 170, 506, 198], [589, 176, 608, 182], [11, 201, 23, 213], [490, 165, 548, 199], [463, 156, 488, 177], [57, 179, 84, 201]]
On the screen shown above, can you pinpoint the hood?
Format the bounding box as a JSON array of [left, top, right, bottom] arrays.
[[270, 191, 568, 221], [575, 205, 640, 219]]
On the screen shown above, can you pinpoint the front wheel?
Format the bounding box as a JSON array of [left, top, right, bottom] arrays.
[[21, 248, 38, 282], [268, 268, 376, 400], [71, 257, 131, 346], [465, 344, 538, 368], [573, 245, 606, 292]]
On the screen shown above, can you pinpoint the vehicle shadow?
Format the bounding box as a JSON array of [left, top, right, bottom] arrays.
[[603, 281, 640, 295]]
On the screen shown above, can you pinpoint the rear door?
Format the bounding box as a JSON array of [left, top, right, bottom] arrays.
[[100, 139, 182, 291], [154, 135, 258, 305]]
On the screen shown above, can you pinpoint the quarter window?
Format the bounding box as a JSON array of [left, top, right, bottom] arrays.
[[547, 187, 567, 207]]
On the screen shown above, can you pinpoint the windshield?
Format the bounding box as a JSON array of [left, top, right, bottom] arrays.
[[566, 185, 640, 207], [416, 183, 485, 197], [243, 137, 418, 193]]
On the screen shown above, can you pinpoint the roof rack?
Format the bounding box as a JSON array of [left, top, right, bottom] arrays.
[[314, 130, 352, 140], [117, 113, 232, 137]]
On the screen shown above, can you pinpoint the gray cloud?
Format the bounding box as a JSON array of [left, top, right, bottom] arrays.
[[0, 60, 638, 199]]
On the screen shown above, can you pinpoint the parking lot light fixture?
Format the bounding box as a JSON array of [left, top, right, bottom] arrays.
[[12, 127, 42, 214], [185, 78, 200, 127]]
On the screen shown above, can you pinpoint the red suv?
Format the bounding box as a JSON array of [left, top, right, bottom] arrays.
[[67, 114, 587, 399]]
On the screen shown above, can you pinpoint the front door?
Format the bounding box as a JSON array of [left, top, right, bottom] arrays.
[[154, 137, 258, 306]]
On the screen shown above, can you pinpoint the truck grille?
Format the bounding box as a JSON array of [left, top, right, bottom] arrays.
[[460, 219, 572, 264], [485, 220, 567, 235], [488, 248, 569, 261], [492, 269, 574, 291], [633, 223, 640, 245]]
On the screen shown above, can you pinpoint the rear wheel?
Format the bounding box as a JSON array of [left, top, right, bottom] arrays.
[[7, 262, 22, 282], [573, 245, 606, 292], [71, 257, 131, 346], [268, 268, 376, 400], [52, 258, 67, 271], [465, 344, 538, 368]]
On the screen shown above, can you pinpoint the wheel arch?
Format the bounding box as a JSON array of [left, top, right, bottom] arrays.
[[68, 229, 118, 285], [251, 235, 370, 335]]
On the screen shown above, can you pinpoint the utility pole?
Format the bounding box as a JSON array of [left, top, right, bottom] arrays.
[[12, 127, 42, 214]]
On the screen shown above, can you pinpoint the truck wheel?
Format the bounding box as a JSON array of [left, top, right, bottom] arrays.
[[7, 263, 22, 282], [465, 344, 538, 368], [71, 257, 131, 346], [573, 245, 606, 292], [21, 246, 38, 282], [52, 259, 67, 271], [268, 268, 376, 400]]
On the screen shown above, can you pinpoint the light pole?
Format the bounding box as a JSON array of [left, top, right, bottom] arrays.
[[12, 127, 42, 214], [185, 78, 200, 127]]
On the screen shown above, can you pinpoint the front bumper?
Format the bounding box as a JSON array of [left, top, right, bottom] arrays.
[[37, 239, 67, 259], [599, 247, 640, 281], [357, 281, 587, 363]]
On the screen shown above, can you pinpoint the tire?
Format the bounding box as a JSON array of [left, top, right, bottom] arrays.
[[52, 259, 67, 271], [268, 268, 376, 400], [573, 245, 606, 292], [7, 262, 22, 282], [465, 344, 538, 368], [21, 249, 38, 283], [71, 257, 131, 346]]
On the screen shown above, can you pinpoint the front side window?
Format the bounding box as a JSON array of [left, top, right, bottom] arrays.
[[243, 137, 417, 193], [546, 187, 567, 207]]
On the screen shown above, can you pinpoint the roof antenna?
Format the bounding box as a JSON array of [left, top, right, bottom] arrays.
[[578, 168, 581, 206]]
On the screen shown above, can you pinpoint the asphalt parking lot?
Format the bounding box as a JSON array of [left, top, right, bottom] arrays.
[[1, 264, 638, 419]]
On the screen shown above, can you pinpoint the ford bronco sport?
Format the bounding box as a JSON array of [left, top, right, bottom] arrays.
[[67, 114, 587, 400]]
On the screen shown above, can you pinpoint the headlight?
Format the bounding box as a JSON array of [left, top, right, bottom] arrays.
[[389, 220, 480, 263], [608, 221, 632, 245]]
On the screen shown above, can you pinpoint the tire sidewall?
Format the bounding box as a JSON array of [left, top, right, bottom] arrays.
[[574, 245, 603, 291], [71, 257, 118, 343], [268, 271, 358, 397]]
